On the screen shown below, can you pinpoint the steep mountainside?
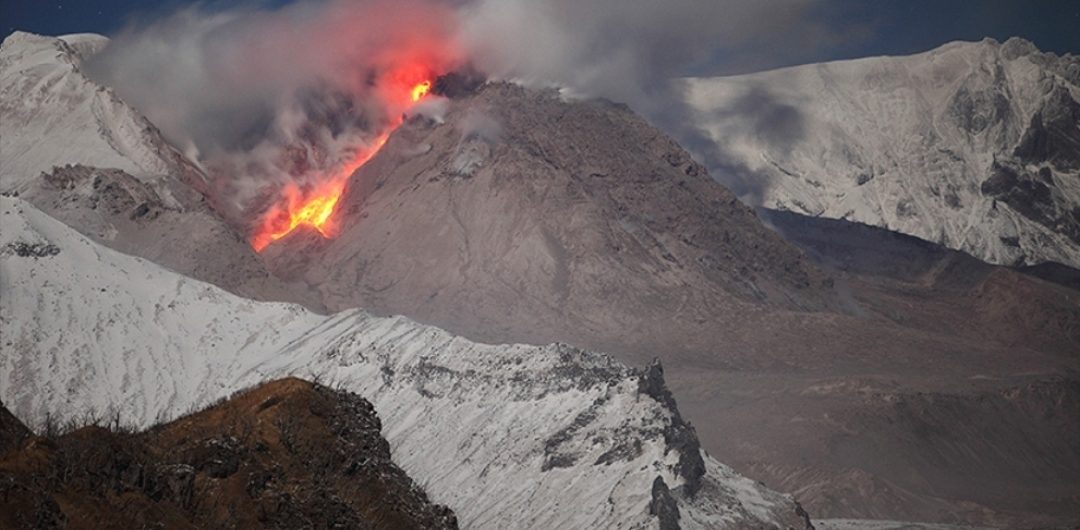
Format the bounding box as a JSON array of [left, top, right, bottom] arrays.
[[0, 378, 458, 530], [686, 37, 1080, 268], [0, 196, 812, 530], [0, 32, 314, 305], [6, 32, 1077, 527], [0, 32, 197, 192], [266, 81, 840, 357]]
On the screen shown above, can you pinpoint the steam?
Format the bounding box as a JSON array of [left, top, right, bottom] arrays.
[[458, 0, 824, 115], [84, 0, 839, 233]]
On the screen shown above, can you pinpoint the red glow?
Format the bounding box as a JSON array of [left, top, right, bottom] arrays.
[[250, 70, 436, 251]]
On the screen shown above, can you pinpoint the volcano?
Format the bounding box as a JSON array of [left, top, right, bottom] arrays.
[[3, 28, 1079, 530], [259, 79, 1080, 526]]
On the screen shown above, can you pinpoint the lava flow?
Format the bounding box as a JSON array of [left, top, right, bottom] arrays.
[[411, 80, 431, 101], [250, 80, 431, 252]]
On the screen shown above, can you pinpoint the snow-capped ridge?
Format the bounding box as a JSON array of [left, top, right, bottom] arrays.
[[687, 37, 1080, 268], [0, 31, 206, 194], [0, 196, 809, 529]]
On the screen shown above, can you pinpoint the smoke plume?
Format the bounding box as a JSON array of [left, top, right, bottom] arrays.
[[84, 0, 838, 239], [85, 0, 462, 223]]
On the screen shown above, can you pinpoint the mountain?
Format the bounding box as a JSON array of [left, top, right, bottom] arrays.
[[0, 196, 812, 529], [0, 378, 458, 530], [5, 31, 1078, 528], [0, 32, 315, 306], [247, 78, 1080, 526], [686, 37, 1080, 269], [257, 79, 1080, 526], [265, 81, 841, 361]]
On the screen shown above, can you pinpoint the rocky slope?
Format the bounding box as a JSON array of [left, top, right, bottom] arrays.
[[0, 378, 458, 530], [0, 196, 811, 530], [686, 37, 1080, 269], [0, 32, 314, 305], [265, 80, 840, 359]]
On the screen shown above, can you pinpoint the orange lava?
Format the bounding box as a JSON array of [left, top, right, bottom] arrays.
[[249, 77, 433, 252], [411, 80, 431, 101]]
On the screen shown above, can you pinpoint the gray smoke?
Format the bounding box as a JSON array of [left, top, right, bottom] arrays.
[[84, 0, 461, 216], [84, 0, 844, 222], [456, 0, 836, 197]]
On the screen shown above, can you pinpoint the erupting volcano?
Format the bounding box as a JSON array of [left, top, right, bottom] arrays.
[[250, 79, 433, 252]]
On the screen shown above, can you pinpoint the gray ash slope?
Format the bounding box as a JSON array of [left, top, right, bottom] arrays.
[[266, 81, 841, 355]]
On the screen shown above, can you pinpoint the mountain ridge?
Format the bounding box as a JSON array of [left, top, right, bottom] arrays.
[[687, 36, 1080, 269], [0, 195, 811, 529]]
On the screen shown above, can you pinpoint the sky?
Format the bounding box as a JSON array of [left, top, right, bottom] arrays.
[[2, 0, 1078, 75]]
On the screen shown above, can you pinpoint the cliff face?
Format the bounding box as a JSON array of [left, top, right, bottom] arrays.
[[0, 378, 458, 530]]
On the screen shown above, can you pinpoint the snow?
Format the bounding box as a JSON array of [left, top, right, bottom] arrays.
[[686, 37, 1080, 268], [0, 32, 195, 193], [0, 195, 803, 529]]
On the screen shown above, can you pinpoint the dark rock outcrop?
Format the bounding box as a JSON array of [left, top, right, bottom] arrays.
[[639, 360, 706, 496], [0, 378, 457, 530], [649, 476, 681, 530]]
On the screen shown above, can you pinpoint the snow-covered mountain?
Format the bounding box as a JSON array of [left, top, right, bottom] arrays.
[[0, 32, 201, 192], [686, 37, 1080, 268], [0, 32, 315, 305], [0, 195, 811, 529]]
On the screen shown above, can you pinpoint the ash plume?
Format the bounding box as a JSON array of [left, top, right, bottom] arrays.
[[83, 0, 842, 233], [84, 0, 463, 223]]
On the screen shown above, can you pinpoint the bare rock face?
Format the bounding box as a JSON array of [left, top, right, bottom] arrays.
[[266, 82, 840, 359], [0, 378, 458, 530]]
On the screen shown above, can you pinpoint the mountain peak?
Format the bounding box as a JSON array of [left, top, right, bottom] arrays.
[[1001, 36, 1040, 59]]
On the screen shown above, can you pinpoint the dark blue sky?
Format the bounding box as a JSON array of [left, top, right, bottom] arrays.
[[3, 0, 1078, 74]]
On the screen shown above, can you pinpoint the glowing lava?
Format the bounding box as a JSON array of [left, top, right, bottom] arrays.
[[251, 78, 434, 252], [411, 80, 431, 101]]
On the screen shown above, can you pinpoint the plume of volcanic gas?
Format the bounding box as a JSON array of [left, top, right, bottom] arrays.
[[85, 0, 462, 250]]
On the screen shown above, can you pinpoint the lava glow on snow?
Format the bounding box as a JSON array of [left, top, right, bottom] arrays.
[[250, 79, 432, 252]]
